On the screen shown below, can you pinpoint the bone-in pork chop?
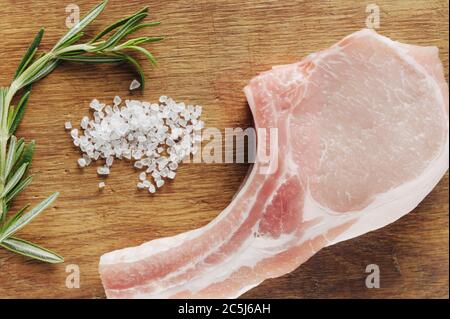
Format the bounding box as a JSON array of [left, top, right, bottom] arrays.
[[99, 29, 449, 298]]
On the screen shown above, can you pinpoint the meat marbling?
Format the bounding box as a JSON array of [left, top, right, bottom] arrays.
[[99, 29, 449, 298]]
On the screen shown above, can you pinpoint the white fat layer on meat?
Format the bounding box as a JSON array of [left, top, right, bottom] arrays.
[[100, 227, 204, 264], [108, 232, 300, 298]]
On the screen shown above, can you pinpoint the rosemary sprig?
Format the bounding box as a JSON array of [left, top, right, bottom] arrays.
[[0, 0, 162, 263]]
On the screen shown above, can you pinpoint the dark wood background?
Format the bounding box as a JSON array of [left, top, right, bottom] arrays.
[[0, 0, 448, 298]]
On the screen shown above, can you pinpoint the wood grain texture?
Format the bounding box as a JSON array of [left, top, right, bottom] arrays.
[[0, 0, 448, 299]]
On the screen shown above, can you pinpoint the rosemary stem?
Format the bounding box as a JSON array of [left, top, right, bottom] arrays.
[[0, 199, 5, 223], [54, 43, 94, 55], [0, 93, 8, 183], [10, 53, 54, 96]]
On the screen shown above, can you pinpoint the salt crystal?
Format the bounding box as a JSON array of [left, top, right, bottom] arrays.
[[139, 172, 146, 181], [113, 96, 122, 105], [167, 171, 176, 179], [152, 170, 160, 179], [133, 150, 143, 160], [83, 154, 92, 166], [137, 182, 145, 189], [77, 158, 86, 168], [98, 182, 106, 189], [105, 105, 113, 115], [90, 99, 101, 111], [157, 157, 168, 166], [123, 151, 132, 160], [70, 128, 79, 139], [129, 79, 141, 90], [80, 136, 88, 146], [148, 184, 156, 193], [106, 156, 114, 167], [156, 179, 164, 188], [81, 116, 89, 129], [97, 166, 110, 175], [166, 138, 174, 146], [147, 162, 156, 172], [168, 162, 178, 170], [65, 121, 72, 130], [143, 180, 151, 188], [160, 167, 169, 177]]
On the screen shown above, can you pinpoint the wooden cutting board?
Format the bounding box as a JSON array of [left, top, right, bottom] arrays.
[[0, 0, 448, 298]]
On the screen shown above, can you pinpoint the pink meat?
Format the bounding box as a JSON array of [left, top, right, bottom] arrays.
[[99, 29, 449, 298]]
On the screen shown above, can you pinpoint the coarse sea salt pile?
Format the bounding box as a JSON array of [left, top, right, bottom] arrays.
[[67, 96, 203, 193]]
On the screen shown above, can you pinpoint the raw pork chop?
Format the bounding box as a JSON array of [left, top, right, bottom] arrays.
[[99, 29, 449, 298]]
